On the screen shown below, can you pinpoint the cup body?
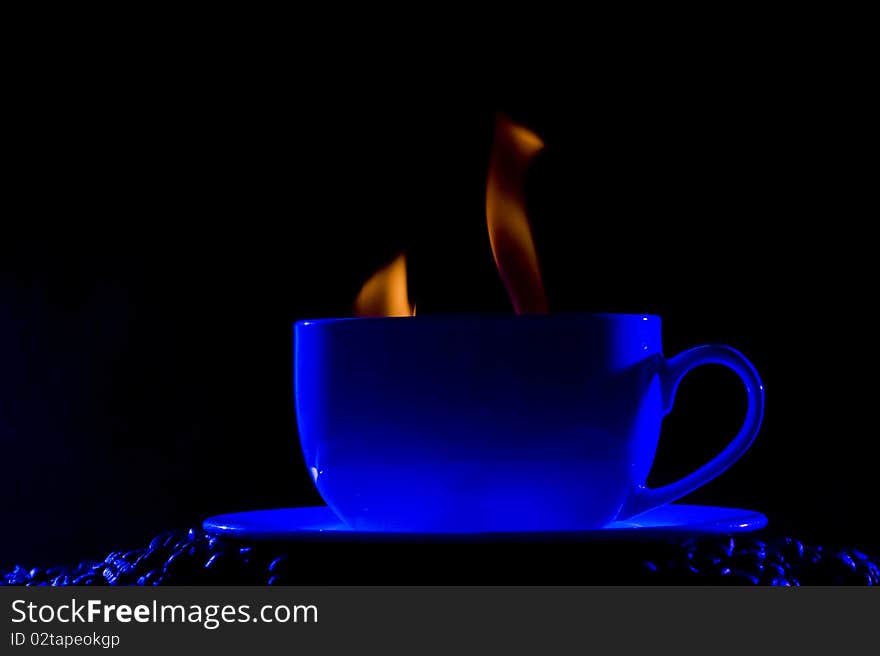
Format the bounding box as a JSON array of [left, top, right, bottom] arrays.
[[294, 313, 665, 532]]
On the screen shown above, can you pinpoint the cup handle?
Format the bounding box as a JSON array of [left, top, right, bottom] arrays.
[[617, 344, 765, 520]]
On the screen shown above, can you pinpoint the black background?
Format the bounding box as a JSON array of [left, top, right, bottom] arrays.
[[1, 47, 875, 570]]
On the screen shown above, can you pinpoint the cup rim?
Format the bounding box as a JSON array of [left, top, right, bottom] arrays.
[[295, 312, 661, 328]]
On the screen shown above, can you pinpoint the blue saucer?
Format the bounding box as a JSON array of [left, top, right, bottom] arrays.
[[203, 504, 767, 542]]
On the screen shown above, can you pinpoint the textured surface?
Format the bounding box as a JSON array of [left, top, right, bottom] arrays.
[[2, 527, 878, 586]]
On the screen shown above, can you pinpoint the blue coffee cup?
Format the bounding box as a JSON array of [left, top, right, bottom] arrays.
[[294, 314, 764, 532]]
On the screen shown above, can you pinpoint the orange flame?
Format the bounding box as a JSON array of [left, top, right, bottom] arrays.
[[486, 113, 548, 314], [353, 253, 414, 317]]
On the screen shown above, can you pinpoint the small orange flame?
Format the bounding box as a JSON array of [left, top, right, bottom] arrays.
[[353, 253, 415, 317], [486, 113, 548, 314]]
